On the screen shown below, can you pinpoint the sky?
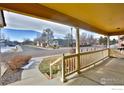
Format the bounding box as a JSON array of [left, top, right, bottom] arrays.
[[1, 10, 116, 42], [1, 28, 38, 42], [3, 11, 72, 35], [1, 28, 67, 42]]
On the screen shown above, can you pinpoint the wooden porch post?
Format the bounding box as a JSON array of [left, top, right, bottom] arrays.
[[61, 54, 66, 82], [75, 27, 81, 74], [107, 36, 110, 57]]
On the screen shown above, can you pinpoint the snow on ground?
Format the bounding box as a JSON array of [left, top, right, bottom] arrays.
[[1, 45, 23, 53]]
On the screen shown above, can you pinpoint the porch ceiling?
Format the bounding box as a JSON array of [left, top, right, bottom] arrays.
[[0, 3, 124, 35]]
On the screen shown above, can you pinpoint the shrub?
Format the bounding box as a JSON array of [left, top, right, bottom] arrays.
[[8, 55, 32, 70]]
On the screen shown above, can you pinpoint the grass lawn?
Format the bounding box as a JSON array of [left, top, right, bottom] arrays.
[[39, 55, 61, 78], [39, 52, 74, 78]]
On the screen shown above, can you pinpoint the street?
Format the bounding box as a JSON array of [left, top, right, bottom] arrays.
[[0, 45, 71, 63], [20, 45, 71, 57], [1, 45, 108, 63]]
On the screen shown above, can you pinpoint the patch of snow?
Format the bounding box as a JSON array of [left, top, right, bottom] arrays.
[[1, 46, 16, 53], [1, 45, 23, 53], [21, 60, 35, 70]]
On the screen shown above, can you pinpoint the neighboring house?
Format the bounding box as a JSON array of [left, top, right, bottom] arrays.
[[37, 40, 59, 47], [36, 28, 54, 47], [54, 39, 76, 47], [36, 41, 48, 47], [50, 40, 59, 47], [118, 35, 124, 48]]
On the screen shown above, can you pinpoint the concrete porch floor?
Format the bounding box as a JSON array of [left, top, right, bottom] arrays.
[[65, 58, 124, 85]]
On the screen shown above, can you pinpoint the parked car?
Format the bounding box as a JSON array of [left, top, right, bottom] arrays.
[[7, 42, 16, 47]]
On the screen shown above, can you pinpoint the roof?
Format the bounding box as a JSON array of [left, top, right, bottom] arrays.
[[0, 10, 6, 27], [0, 3, 124, 35]]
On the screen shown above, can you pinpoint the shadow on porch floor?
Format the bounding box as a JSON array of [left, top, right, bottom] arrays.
[[65, 58, 124, 85]]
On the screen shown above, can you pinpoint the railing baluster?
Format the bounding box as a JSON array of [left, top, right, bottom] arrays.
[[72, 57, 73, 71], [67, 59, 69, 73], [62, 49, 108, 82], [74, 57, 75, 71], [69, 58, 71, 73], [72, 58, 73, 71], [65, 59, 67, 74]]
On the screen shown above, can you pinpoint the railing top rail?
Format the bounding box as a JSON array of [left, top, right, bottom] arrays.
[[80, 48, 108, 55], [64, 53, 78, 59], [50, 57, 62, 66], [64, 48, 108, 59]]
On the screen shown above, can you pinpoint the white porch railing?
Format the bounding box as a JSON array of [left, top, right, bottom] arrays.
[[49, 49, 109, 82], [49, 57, 62, 79], [61, 49, 109, 82]]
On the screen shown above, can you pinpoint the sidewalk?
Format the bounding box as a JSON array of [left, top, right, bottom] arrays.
[[8, 57, 45, 85], [8, 57, 63, 85]]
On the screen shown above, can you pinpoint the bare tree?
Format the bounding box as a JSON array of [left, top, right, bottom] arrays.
[[34, 28, 54, 47], [45, 28, 54, 46], [80, 32, 97, 46], [80, 32, 88, 45]]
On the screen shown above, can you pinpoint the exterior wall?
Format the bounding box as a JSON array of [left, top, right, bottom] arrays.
[[118, 35, 124, 48]]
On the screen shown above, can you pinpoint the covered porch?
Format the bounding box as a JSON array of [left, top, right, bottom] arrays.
[[1, 3, 124, 85]]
